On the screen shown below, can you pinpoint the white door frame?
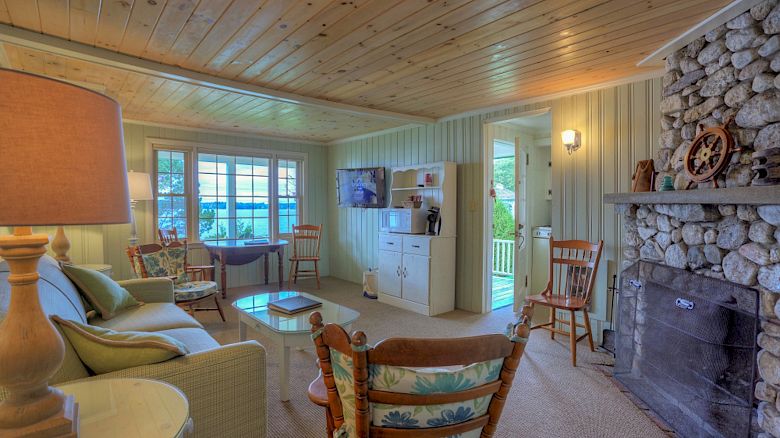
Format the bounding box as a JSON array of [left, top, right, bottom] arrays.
[[480, 108, 551, 314]]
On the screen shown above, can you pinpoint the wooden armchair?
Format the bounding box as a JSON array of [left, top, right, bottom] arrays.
[[525, 237, 603, 367], [289, 224, 323, 289], [127, 241, 224, 321], [308, 306, 532, 437]]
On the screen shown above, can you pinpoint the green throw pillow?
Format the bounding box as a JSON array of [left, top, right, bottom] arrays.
[[62, 264, 140, 320], [52, 316, 189, 374]]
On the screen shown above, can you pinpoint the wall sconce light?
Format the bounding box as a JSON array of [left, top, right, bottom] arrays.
[[562, 129, 581, 155]]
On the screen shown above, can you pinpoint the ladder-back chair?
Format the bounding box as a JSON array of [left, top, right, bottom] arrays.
[[158, 227, 180, 246], [308, 306, 532, 438], [289, 224, 323, 289], [525, 237, 603, 367], [127, 241, 224, 321]]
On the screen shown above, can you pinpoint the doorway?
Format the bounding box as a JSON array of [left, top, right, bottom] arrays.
[[483, 110, 552, 312]]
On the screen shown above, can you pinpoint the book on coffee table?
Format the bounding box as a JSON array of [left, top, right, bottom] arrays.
[[268, 295, 322, 315]]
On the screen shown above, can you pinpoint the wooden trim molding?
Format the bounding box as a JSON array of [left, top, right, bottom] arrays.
[[0, 24, 435, 126]]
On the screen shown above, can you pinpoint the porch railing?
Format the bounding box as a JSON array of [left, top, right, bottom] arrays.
[[492, 239, 514, 276]]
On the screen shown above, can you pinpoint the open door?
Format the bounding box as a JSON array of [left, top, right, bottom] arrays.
[[513, 136, 528, 311]]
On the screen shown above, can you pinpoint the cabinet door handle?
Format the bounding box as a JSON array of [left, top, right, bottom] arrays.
[[403, 267, 408, 278], [387, 242, 394, 245], [411, 244, 421, 248], [396, 266, 401, 277]]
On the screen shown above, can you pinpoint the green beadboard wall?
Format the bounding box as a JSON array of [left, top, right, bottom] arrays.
[[3, 122, 330, 289], [328, 78, 662, 316]]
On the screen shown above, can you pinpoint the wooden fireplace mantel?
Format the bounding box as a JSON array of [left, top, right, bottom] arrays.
[[603, 186, 780, 205]]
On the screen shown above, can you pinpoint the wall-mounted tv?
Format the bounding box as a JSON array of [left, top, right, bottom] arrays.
[[336, 167, 386, 208]]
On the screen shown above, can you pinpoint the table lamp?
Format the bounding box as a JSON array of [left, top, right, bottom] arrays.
[[127, 171, 154, 246], [0, 69, 130, 436]]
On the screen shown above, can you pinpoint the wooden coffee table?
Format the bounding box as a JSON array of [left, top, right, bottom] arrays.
[[233, 291, 360, 402]]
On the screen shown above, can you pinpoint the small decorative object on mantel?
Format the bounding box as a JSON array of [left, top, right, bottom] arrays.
[[752, 147, 780, 186], [659, 175, 675, 191], [631, 159, 655, 192], [684, 117, 741, 189]]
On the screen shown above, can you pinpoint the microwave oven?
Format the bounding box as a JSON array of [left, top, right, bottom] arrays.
[[380, 208, 428, 234]]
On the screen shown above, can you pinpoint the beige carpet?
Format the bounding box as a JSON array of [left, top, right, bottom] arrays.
[[200, 277, 667, 438]]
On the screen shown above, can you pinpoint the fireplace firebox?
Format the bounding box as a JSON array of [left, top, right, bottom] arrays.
[[615, 261, 759, 438]]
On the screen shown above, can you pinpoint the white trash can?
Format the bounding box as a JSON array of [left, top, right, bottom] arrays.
[[363, 269, 378, 299]]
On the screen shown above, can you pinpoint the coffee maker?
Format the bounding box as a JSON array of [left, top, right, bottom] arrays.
[[426, 207, 441, 235]]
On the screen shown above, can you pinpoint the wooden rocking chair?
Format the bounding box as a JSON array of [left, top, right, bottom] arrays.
[[525, 237, 602, 367], [307, 306, 532, 437]]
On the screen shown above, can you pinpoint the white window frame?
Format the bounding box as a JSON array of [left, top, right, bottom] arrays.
[[146, 138, 306, 246]]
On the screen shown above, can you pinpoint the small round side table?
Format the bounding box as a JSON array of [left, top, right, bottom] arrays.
[[56, 378, 190, 438]]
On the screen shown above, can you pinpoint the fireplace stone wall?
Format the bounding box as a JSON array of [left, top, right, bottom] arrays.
[[656, 0, 780, 190], [617, 202, 780, 436], [618, 2, 780, 435]]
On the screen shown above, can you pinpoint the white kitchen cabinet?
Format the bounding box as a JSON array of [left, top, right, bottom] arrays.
[[377, 234, 455, 316], [378, 250, 402, 298]]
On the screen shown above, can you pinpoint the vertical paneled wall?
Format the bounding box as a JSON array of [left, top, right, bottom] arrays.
[[328, 78, 662, 316]]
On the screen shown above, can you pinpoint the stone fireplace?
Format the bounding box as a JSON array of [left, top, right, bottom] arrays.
[[604, 1, 780, 435]]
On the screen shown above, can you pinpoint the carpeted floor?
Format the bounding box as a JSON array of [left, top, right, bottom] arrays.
[[199, 276, 667, 438]]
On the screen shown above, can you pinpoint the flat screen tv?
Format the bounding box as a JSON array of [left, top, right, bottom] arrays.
[[336, 167, 386, 208]]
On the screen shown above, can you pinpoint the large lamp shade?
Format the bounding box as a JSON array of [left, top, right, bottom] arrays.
[[0, 69, 131, 226]]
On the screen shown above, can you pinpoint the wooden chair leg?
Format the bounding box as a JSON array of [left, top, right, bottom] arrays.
[[314, 260, 321, 289], [582, 309, 595, 352], [288, 259, 295, 289], [569, 310, 577, 367], [325, 405, 334, 437], [214, 295, 226, 322], [187, 304, 195, 317], [549, 306, 556, 340], [293, 261, 299, 284]]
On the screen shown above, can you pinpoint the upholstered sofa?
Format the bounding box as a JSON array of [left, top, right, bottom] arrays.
[[0, 255, 267, 438]]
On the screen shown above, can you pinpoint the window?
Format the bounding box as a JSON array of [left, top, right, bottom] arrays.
[[155, 150, 188, 234], [277, 159, 301, 235], [152, 143, 304, 243], [197, 153, 271, 241]]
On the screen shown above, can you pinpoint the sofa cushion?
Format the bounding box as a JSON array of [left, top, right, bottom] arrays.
[[62, 264, 140, 320], [89, 303, 203, 332], [156, 328, 220, 353], [54, 317, 189, 374]]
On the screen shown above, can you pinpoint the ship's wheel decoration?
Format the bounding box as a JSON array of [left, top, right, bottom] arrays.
[[684, 117, 741, 189]]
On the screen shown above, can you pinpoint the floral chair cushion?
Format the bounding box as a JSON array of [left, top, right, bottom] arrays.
[[165, 246, 190, 284], [328, 349, 504, 438], [330, 349, 357, 438], [140, 251, 170, 278], [174, 281, 218, 302]]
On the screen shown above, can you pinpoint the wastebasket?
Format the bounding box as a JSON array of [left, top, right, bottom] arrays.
[[363, 269, 378, 299]]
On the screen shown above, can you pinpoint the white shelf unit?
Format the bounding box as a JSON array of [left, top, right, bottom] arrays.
[[378, 161, 457, 316], [387, 161, 456, 238]]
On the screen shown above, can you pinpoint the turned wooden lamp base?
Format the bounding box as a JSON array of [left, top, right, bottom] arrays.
[[2, 397, 78, 437], [0, 228, 79, 437]]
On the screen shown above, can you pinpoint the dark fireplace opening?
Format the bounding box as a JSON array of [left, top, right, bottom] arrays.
[[615, 261, 759, 438]]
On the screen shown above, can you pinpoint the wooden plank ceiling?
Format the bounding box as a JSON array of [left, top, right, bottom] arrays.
[[0, 0, 730, 142]]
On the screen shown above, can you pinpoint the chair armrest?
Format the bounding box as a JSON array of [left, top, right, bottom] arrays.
[[186, 265, 215, 281], [77, 342, 267, 438], [116, 278, 175, 303]]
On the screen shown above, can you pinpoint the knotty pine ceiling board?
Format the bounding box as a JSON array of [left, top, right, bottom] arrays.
[[0, 0, 733, 140]]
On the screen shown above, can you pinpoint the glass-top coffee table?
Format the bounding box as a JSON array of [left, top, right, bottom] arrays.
[[233, 291, 360, 401]]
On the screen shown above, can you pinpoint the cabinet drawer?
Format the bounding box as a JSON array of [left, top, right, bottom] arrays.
[[379, 233, 402, 252], [403, 236, 430, 256]]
